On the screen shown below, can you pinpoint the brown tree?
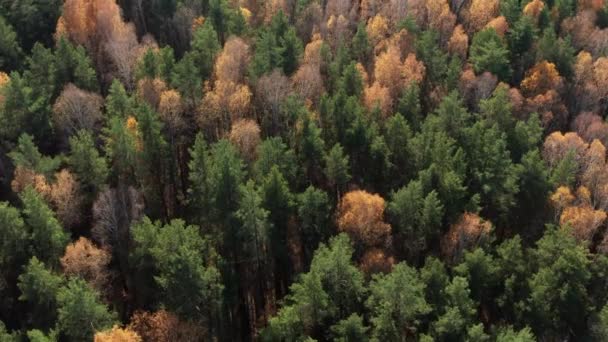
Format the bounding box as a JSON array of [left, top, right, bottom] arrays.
[[128, 310, 205, 342], [292, 63, 325, 105], [0, 72, 8, 106], [50, 169, 84, 229], [560, 205, 607, 244], [401, 53, 426, 87], [573, 112, 608, 148], [158, 90, 185, 135], [53, 84, 104, 137], [136, 78, 167, 110], [367, 15, 390, 47], [523, 0, 545, 20], [448, 24, 469, 59], [521, 61, 563, 97], [485, 16, 509, 37], [11, 167, 51, 198], [337, 190, 392, 248], [359, 248, 395, 275], [465, 0, 499, 33], [542, 131, 587, 167], [61, 237, 112, 293], [215, 37, 250, 84], [229, 119, 261, 162], [364, 82, 392, 117], [441, 212, 492, 263], [256, 70, 292, 132], [94, 326, 142, 342]]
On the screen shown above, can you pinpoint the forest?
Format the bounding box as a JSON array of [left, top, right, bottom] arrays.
[[2, 0, 608, 340]]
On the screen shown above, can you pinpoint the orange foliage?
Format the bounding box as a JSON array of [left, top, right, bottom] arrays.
[[523, 0, 545, 20], [524, 89, 568, 129], [560, 205, 606, 243], [191, 16, 205, 32], [578, 0, 605, 10], [158, 90, 184, 134], [374, 45, 402, 95], [95, 326, 142, 342], [367, 15, 389, 47], [200, 80, 252, 130], [303, 35, 324, 66], [129, 310, 205, 342], [0, 71, 8, 106], [466, 0, 499, 32], [59, 0, 147, 87], [61, 237, 112, 292], [11, 167, 51, 198], [550, 186, 576, 215], [263, 0, 288, 23], [215, 37, 250, 84], [521, 61, 563, 97], [364, 82, 392, 117], [441, 212, 492, 263], [425, 0, 456, 42], [229, 119, 261, 162], [359, 248, 395, 275], [485, 16, 509, 37], [136, 78, 167, 110], [337, 190, 392, 248], [50, 169, 84, 229], [401, 53, 426, 86], [448, 25, 469, 59]]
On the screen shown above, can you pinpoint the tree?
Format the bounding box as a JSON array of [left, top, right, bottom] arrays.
[[495, 326, 536, 342], [9, 133, 60, 178], [128, 310, 205, 342], [20, 187, 69, 267], [431, 277, 477, 340], [352, 22, 372, 64], [187, 133, 211, 224], [331, 313, 369, 342], [388, 180, 444, 261], [103, 115, 138, 182], [536, 28, 576, 78], [448, 25, 469, 59], [60, 237, 111, 293], [297, 186, 331, 262], [52, 84, 102, 138], [462, 121, 521, 220], [191, 20, 221, 80], [171, 52, 201, 108], [0, 202, 28, 270], [469, 28, 512, 81], [17, 257, 63, 329], [0, 16, 23, 71], [367, 262, 431, 340], [0, 73, 36, 143], [528, 226, 592, 337], [454, 248, 499, 305], [94, 326, 142, 342], [465, 0, 499, 32], [131, 218, 223, 323], [254, 137, 298, 185], [441, 212, 492, 264], [56, 278, 117, 341], [49, 169, 84, 230], [521, 61, 563, 97], [236, 180, 270, 267], [325, 143, 351, 198], [229, 119, 261, 162], [68, 130, 109, 192], [337, 190, 391, 249]]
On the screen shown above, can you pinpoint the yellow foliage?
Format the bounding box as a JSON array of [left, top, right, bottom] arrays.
[[521, 61, 562, 97], [523, 0, 545, 19], [337, 190, 392, 248], [560, 205, 607, 243], [95, 325, 142, 342]]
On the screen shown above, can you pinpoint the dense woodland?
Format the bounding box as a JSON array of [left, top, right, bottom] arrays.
[[4, 0, 608, 341]]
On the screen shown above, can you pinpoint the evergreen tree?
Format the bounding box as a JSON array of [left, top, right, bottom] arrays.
[[352, 22, 371, 64], [20, 187, 69, 267], [191, 20, 221, 80], [188, 132, 211, 225], [297, 186, 331, 263], [68, 130, 108, 192], [254, 137, 298, 186], [56, 278, 116, 341], [470, 28, 512, 81], [367, 263, 431, 340], [331, 313, 369, 342], [325, 143, 351, 198], [17, 257, 63, 329], [0, 16, 23, 71], [432, 277, 477, 340]]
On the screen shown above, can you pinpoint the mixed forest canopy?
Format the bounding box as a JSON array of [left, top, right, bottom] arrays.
[[3, 0, 608, 340]]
